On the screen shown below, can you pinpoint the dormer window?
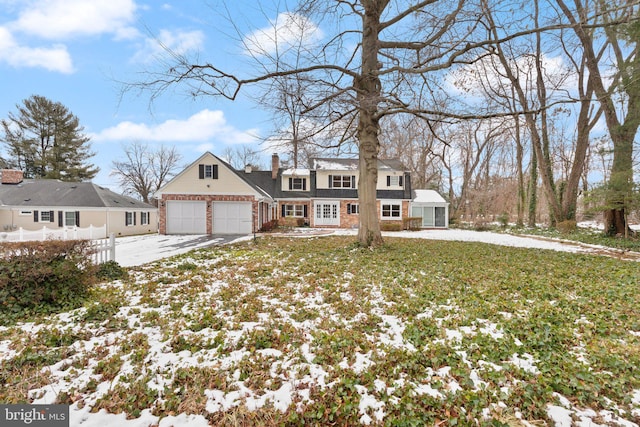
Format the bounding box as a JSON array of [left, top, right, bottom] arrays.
[[288, 177, 307, 191], [329, 175, 356, 189], [387, 175, 403, 187]]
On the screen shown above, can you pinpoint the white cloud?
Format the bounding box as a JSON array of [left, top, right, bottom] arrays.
[[92, 109, 260, 145], [132, 29, 204, 63], [0, 27, 73, 73], [243, 12, 323, 57], [11, 0, 138, 40]]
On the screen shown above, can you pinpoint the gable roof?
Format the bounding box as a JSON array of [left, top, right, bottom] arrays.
[[154, 152, 273, 200], [412, 189, 448, 204], [0, 180, 155, 209], [312, 158, 407, 171]]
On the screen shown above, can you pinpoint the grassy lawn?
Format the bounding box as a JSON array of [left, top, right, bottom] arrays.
[[1, 236, 639, 426]]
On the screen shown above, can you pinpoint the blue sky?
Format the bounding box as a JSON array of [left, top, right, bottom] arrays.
[[0, 0, 288, 191]]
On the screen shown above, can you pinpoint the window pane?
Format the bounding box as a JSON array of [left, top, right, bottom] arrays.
[[65, 212, 76, 226]]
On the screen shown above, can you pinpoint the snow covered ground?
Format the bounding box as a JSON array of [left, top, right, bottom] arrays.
[[2, 229, 638, 427], [114, 233, 254, 267], [113, 228, 635, 267]]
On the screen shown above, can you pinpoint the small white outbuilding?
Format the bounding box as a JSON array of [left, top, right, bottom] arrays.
[[411, 189, 449, 228]]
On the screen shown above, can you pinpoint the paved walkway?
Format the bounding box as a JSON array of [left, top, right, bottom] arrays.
[[114, 233, 252, 267]]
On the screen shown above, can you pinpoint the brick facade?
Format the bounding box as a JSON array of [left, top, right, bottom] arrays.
[[159, 194, 259, 234], [307, 199, 410, 229]]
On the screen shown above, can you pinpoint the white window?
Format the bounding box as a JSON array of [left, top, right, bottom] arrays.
[[64, 211, 76, 226], [381, 202, 401, 219], [347, 203, 359, 214], [141, 211, 150, 225], [289, 178, 307, 191], [199, 164, 219, 179], [40, 211, 52, 222], [331, 175, 355, 188], [126, 211, 136, 226], [285, 205, 305, 217], [386, 175, 404, 187]]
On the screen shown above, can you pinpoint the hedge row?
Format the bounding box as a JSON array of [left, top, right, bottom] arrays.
[[0, 240, 97, 315]]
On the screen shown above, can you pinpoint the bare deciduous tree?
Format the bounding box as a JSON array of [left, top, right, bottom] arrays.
[[130, 0, 479, 247], [111, 141, 182, 204], [222, 145, 264, 170], [556, 0, 640, 235]]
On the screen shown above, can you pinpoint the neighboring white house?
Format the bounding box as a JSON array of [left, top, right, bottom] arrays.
[[411, 189, 449, 228], [0, 169, 158, 238]]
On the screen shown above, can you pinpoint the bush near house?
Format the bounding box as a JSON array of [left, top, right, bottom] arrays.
[[381, 221, 403, 231], [403, 216, 422, 230], [0, 240, 96, 318]]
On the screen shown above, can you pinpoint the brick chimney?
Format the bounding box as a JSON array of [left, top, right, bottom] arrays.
[[271, 154, 279, 180], [1, 169, 24, 184]]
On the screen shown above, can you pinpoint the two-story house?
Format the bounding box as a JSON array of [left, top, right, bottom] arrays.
[[156, 152, 445, 234]]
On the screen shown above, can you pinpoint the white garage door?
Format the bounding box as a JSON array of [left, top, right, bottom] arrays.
[[166, 201, 207, 234], [213, 202, 252, 234]]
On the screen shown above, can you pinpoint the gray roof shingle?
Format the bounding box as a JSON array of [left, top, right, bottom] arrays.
[[0, 180, 155, 209]]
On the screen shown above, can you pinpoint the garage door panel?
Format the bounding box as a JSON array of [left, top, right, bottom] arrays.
[[213, 202, 252, 234], [166, 201, 206, 234]]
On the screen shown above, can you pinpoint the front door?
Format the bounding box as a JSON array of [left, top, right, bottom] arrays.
[[314, 201, 340, 226], [435, 207, 446, 227]]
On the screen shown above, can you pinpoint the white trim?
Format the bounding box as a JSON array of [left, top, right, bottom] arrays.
[[313, 200, 340, 226], [380, 200, 402, 220]]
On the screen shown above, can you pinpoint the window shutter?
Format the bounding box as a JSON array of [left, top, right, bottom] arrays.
[[199, 164, 204, 179], [347, 204, 351, 214], [58, 211, 63, 226], [399, 176, 403, 187], [352, 176, 356, 188], [75, 211, 80, 226], [213, 164, 219, 179], [134, 212, 137, 225], [281, 205, 286, 217], [328, 175, 333, 188], [303, 179, 306, 191], [34, 211, 39, 222], [387, 176, 391, 187], [303, 205, 308, 217], [288, 178, 293, 190]]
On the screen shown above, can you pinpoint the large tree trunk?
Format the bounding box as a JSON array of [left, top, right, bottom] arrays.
[[561, 88, 592, 221], [528, 144, 538, 227], [356, 1, 385, 247], [556, 0, 639, 236], [515, 118, 525, 227], [605, 127, 635, 235]]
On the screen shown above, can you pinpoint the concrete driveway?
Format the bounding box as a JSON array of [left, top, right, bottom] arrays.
[[114, 233, 253, 267]]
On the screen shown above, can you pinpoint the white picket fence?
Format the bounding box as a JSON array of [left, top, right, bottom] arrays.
[[0, 225, 115, 264], [0, 224, 107, 242], [91, 234, 116, 264]]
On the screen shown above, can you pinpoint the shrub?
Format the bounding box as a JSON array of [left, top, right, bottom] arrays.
[[259, 220, 279, 232], [96, 260, 128, 281], [381, 222, 403, 231], [0, 240, 96, 315], [557, 220, 577, 234], [497, 212, 509, 228], [473, 219, 491, 231], [403, 217, 422, 231]]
